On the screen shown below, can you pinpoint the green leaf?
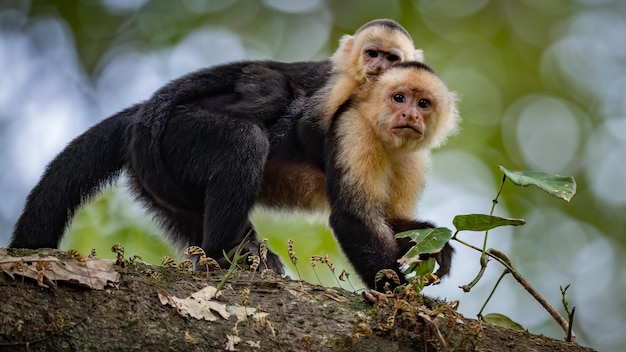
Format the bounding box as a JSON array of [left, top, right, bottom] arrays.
[[402, 257, 436, 292], [410, 257, 436, 277], [400, 256, 436, 278], [482, 313, 525, 331], [453, 214, 525, 232], [396, 227, 453, 258], [498, 165, 576, 202]]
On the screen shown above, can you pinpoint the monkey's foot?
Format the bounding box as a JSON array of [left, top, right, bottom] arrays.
[[213, 240, 286, 277], [224, 240, 286, 277]]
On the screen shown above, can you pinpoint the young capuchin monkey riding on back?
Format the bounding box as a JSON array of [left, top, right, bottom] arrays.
[[9, 19, 457, 289]]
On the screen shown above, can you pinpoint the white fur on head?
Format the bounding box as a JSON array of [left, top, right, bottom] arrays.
[[331, 34, 355, 72], [412, 49, 425, 62]]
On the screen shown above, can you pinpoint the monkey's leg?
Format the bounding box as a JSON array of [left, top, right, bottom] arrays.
[[160, 112, 285, 274], [134, 177, 285, 275], [149, 203, 285, 275]]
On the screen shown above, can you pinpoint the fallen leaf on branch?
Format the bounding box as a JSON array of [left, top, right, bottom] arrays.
[[225, 334, 242, 351], [159, 286, 269, 322], [0, 249, 120, 289]]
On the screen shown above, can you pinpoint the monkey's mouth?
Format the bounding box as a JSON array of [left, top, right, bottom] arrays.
[[392, 126, 423, 139], [366, 72, 381, 81]]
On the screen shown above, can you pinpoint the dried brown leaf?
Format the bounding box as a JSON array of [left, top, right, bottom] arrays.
[[0, 250, 119, 289]]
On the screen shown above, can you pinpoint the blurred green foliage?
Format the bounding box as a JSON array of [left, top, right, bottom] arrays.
[[61, 185, 177, 265]]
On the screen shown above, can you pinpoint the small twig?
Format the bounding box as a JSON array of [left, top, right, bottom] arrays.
[[322, 255, 343, 289], [453, 237, 574, 341], [310, 255, 324, 286], [560, 284, 576, 342], [417, 312, 449, 352], [287, 239, 303, 283], [477, 269, 509, 320], [482, 174, 507, 254], [460, 174, 506, 293], [509, 269, 575, 342], [567, 307, 576, 342], [459, 253, 489, 292], [339, 269, 357, 292]]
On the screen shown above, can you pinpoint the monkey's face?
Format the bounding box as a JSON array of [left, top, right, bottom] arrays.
[[357, 34, 416, 81], [373, 67, 459, 151], [361, 45, 405, 79], [375, 84, 432, 150], [390, 87, 433, 139], [335, 25, 416, 83]]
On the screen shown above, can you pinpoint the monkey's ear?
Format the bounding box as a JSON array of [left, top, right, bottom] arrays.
[[338, 35, 355, 55], [331, 35, 355, 68], [412, 49, 425, 62]]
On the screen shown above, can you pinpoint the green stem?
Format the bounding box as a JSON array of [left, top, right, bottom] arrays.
[[453, 237, 574, 341], [216, 230, 252, 292], [482, 174, 507, 253], [477, 269, 509, 320]]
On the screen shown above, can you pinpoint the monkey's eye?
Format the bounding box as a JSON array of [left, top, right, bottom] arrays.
[[393, 93, 406, 103], [366, 50, 379, 58], [387, 54, 400, 62], [418, 99, 431, 108]]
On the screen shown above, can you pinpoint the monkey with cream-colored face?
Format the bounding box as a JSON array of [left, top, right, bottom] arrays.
[[323, 61, 459, 289]]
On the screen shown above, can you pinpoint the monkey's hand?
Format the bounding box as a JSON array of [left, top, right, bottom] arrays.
[[362, 289, 388, 305], [391, 219, 454, 283]]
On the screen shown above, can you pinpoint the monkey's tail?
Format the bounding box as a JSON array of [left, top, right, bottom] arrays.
[[9, 105, 138, 249]]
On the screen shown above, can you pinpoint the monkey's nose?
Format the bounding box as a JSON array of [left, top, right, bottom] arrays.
[[403, 108, 420, 121]]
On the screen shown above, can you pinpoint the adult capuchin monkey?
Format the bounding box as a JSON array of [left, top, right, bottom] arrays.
[[324, 61, 459, 288], [264, 61, 460, 288], [10, 19, 430, 285]]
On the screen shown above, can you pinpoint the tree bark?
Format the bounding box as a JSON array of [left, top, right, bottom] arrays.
[[0, 249, 594, 352]]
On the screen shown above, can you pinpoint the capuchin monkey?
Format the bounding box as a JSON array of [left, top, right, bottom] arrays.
[[10, 19, 430, 284], [264, 61, 460, 288], [324, 61, 460, 288]]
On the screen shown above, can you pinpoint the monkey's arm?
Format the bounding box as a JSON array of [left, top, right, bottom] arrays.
[[324, 130, 405, 288], [328, 206, 404, 289]]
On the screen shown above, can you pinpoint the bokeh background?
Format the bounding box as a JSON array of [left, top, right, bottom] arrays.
[[1, 1, 625, 350]]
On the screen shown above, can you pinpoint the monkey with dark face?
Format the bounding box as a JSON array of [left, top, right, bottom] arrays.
[[323, 61, 460, 288], [9, 19, 424, 281]]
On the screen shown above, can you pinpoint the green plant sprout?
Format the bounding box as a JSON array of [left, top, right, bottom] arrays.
[[396, 165, 577, 342], [215, 230, 253, 292]]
